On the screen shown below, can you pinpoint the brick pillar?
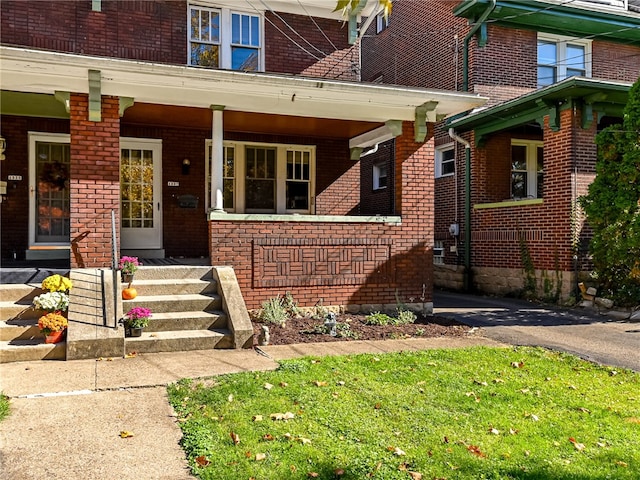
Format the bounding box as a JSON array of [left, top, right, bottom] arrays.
[[393, 121, 435, 302], [69, 93, 120, 268]]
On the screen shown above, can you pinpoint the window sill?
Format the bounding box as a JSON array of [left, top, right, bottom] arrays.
[[474, 198, 543, 210], [208, 212, 402, 224]]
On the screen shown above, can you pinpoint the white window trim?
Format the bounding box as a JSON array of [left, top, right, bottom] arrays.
[[537, 33, 592, 86], [205, 140, 316, 214], [372, 162, 387, 190], [433, 240, 445, 265], [188, 4, 265, 71], [376, 12, 389, 33], [435, 143, 455, 178], [511, 139, 543, 200]]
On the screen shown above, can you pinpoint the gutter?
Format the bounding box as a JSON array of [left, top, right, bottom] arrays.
[[449, 128, 472, 292], [462, 0, 496, 92]]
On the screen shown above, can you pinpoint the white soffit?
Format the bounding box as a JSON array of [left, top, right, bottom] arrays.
[[196, 0, 380, 20], [0, 47, 486, 123]]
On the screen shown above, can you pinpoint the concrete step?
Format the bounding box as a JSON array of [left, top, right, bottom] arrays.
[[0, 284, 42, 302], [123, 293, 222, 314], [0, 339, 66, 363], [124, 328, 232, 354], [144, 311, 227, 332], [123, 278, 216, 296], [127, 266, 214, 281], [0, 301, 42, 321], [0, 318, 44, 341]]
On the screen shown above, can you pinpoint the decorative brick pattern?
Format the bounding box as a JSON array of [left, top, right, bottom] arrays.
[[253, 238, 394, 288]]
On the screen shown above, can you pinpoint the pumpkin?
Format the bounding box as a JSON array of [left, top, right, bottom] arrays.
[[122, 287, 137, 300]]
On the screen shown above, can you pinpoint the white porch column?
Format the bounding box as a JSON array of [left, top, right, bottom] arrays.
[[210, 104, 225, 213]]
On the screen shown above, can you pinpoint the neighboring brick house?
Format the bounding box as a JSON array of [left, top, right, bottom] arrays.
[[0, 0, 484, 311], [361, 0, 640, 301]]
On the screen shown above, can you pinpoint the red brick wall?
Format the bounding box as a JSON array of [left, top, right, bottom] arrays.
[[470, 108, 580, 273], [69, 94, 121, 268], [210, 122, 435, 309], [265, 12, 357, 80], [0, 116, 69, 260], [0, 1, 186, 64], [359, 140, 395, 215]]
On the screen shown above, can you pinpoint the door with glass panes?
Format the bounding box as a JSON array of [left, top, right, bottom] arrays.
[[120, 139, 162, 250]]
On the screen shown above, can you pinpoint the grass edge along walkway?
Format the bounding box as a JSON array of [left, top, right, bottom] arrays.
[[168, 346, 640, 480]]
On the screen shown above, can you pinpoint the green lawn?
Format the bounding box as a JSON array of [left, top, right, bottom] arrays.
[[0, 392, 9, 422], [168, 347, 639, 479]]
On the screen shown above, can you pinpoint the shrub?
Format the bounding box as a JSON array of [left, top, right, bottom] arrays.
[[365, 312, 394, 326], [259, 297, 288, 327], [396, 309, 417, 325]]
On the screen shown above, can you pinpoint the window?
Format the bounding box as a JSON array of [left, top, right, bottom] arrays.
[[537, 34, 591, 88], [376, 12, 389, 33], [189, 5, 262, 71], [206, 140, 315, 213], [433, 241, 444, 265], [435, 144, 455, 178], [373, 162, 388, 190], [511, 140, 543, 199]]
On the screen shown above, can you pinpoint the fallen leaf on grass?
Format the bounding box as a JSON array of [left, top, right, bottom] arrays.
[[408, 472, 423, 480], [488, 427, 500, 435], [314, 381, 328, 387], [280, 382, 288, 387], [493, 378, 505, 384], [230, 431, 240, 445], [296, 437, 312, 445], [271, 412, 295, 420], [626, 417, 640, 424], [253, 415, 263, 422], [264, 383, 273, 390], [393, 447, 406, 456], [228, 394, 234, 402], [467, 445, 486, 458], [511, 361, 524, 368], [262, 434, 274, 441], [334, 468, 345, 476], [195, 455, 210, 467], [568, 437, 585, 451], [307, 473, 319, 478], [119, 431, 134, 438], [576, 407, 591, 414], [616, 461, 628, 467], [473, 379, 488, 386], [255, 453, 266, 461]]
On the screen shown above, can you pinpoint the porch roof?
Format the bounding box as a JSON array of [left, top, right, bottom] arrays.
[[447, 77, 632, 145], [0, 46, 486, 134]]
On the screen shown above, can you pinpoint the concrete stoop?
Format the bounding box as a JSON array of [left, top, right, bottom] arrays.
[[0, 265, 254, 363]]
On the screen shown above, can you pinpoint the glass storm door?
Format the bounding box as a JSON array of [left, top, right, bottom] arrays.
[[120, 139, 162, 250], [29, 134, 71, 247]]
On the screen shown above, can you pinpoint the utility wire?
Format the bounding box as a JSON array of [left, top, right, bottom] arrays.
[[296, 0, 339, 51]]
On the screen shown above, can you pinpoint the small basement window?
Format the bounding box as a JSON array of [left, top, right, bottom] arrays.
[[434, 240, 444, 265], [373, 162, 388, 190]]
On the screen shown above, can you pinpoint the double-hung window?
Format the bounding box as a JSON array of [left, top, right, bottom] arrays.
[[511, 140, 544, 199], [189, 5, 262, 71], [372, 162, 388, 190], [435, 144, 455, 178], [537, 33, 591, 88], [206, 140, 315, 214], [433, 241, 445, 265]]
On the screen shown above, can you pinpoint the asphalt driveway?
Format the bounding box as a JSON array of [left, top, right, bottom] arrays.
[[434, 290, 640, 372]]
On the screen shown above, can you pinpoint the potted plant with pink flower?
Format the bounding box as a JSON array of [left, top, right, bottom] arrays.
[[123, 306, 152, 337]]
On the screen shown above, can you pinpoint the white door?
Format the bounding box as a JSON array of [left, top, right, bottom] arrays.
[[120, 138, 162, 250]]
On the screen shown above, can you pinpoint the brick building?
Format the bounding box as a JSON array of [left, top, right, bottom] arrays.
[[0, 0, 484, 311], [361, 0, 640, 301]]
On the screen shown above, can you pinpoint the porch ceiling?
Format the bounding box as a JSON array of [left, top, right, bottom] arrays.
[[123, 103, 381, 138], [0, 46, 486, 127]]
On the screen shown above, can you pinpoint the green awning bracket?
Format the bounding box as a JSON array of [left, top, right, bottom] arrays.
[[119, 97, 134, 117], [478, 22, 488, 47], [350, 147, 363, 160], [88, 69, 101, 122], [582, 102, 594, 129], [348, 0, 368, 45], [415, 101, 438, 142], [54, 91, 70, 113], [535, 99, 559, 131], [92, 0, 101, 12]]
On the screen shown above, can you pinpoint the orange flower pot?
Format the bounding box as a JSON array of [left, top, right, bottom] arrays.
[[45, 329, 65, 344]]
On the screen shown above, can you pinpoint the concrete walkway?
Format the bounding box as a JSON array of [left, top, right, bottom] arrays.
[[0, 336, 500, 480]]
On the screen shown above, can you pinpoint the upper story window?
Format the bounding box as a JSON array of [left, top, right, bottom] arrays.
[[511, 140, 543, 199], [189, 4, 262, 71], [373, 162, 388, 190], [537, 33, 591, 88], [206, 140, 315, 214], [435, 144, 455, 178], [376, 12, 389, 33]]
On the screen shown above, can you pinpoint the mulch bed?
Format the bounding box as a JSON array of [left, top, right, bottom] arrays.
[[252, 313, 470, 346]]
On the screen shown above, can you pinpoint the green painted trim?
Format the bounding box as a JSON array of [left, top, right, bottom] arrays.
[[474, 198, 544, 210], [119, 97, 134, 117], [454, 0, 640, 46], [414, 101, 437, 142], [350, 147, 363, 160], [385, 120, 403, 137], [210, 104, 226, 111], [0, 91, 70, 118], [54, 91, 70, 113], [449, 78, 631, 133], [92, 0, 101, 12], [208, 213, 402, 224], [88, 69, 101, 122]]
